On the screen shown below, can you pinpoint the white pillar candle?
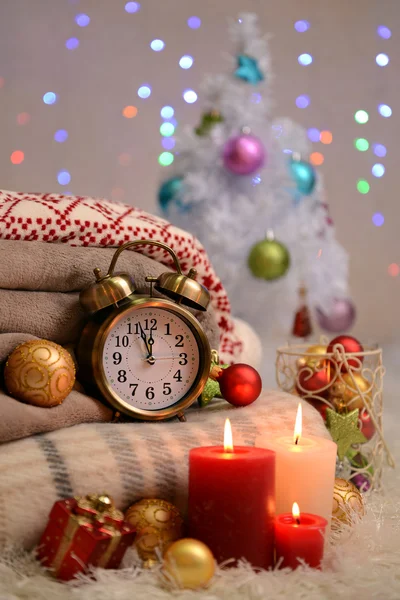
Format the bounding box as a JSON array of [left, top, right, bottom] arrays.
[[256, 404, 337, 524]]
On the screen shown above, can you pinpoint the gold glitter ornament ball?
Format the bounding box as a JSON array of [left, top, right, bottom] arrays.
[[304, 344, 328, 369], [162, 538, 215, 590], [125, 498, 183, 566], [340, 373, 372, 411], [332, 477, 365, 529], [4, 339, 76, 407]]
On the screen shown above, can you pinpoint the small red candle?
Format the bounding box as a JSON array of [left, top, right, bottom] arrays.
[[275, 502, 328, 569], [188, 419, 275, 569]]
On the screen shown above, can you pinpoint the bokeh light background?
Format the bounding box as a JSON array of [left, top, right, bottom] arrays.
[[0, 0, 399, 340]]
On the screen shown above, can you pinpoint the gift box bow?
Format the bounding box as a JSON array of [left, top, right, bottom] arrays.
[[73, 493, 126, 532]]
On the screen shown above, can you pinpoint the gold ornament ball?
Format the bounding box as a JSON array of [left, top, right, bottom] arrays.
[[125, 498, 183, 565], [340, 373, 372, 411], [332, 477, 365, 530], [304, 344, 328, 369], [162, 538, 215, 590], [248, 239, 290, 281], [329, 381, 347, 413], [4, 339, 76, 407], [296, 357, 307, 371]]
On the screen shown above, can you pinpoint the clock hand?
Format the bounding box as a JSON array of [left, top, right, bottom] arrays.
[[144, 325, 157, 365], [147, 327, 156, 353], [141, 355, 181, 361], [138, 323, 150, 356]]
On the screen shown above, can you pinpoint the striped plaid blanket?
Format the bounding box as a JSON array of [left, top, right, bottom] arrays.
[[0, 393, 329, 550]]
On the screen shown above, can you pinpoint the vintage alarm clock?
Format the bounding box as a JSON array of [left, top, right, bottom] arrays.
[[77, 240, 211, 421]]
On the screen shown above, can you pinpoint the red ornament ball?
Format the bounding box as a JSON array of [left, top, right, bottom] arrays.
[[296, 367, 331, 398], [327, 335, 364, 371], [359, 409, 375, 441], [218, 363, 262, 407], [306, 398, 329, 421]]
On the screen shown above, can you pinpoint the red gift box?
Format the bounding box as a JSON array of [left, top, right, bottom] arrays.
[[37, 494, 136, 581]]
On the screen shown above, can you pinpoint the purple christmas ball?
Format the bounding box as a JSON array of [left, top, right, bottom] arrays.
[[352, 473, 371, 492], [315, 298, 356, 333], [222, 134, 266, 175]]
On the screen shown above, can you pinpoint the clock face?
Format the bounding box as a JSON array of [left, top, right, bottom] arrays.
[[102, 306, 201, 411]]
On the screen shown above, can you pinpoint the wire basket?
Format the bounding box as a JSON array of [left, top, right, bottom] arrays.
[[276, 340, 395, 491]]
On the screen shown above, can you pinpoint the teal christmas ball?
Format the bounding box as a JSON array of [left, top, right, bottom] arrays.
[[158, 176, 184, 213], [248, 239, 290, 281], [289, 159, 316, 195]]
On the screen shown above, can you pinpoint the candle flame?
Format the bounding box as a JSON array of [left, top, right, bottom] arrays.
[[294, 403, 302, 445], [292, 502, 301, 524], [224, 418, 233, 452]]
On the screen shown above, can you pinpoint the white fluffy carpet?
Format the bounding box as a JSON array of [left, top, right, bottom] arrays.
[[1, 449, 399, 600], [0, 343, 399, 600]]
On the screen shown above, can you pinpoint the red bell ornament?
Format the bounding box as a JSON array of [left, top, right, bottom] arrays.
[[326, 335, 364, 371], [291, 286, 313, 338], [218, 363, 262, 407], [359, 409, 375, 441]]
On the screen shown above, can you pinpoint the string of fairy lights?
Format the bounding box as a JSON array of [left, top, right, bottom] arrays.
[[157, 17, 199, 168], [4, 7, 397, 276], [294, 20, 331, 167], [354, 27, 391, 212], [352, 25, 396, 276], [293, 19, 396, 277]]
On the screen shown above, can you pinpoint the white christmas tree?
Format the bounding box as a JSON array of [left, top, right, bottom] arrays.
[[159, 13, 352, 339]]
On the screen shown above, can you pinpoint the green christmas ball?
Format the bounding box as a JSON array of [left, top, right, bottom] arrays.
[[248, 239, 290, 281]]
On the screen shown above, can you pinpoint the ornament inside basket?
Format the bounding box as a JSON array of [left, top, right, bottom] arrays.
[[276, 339, 395, 491]]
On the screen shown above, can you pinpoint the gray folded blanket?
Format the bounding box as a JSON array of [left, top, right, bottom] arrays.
[[0, 241, 220, 347]]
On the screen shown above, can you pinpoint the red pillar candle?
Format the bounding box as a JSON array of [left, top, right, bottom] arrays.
[[188, 419, 275, 569], [275, 503, 328, 569]]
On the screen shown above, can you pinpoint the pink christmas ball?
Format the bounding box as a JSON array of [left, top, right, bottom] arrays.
[[315, 298, 356, 333], [352, 473, 371, 492], [222, 134, 266, 175]]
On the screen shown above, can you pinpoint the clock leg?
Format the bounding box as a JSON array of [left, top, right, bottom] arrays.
[[177, 412, 186, 422]]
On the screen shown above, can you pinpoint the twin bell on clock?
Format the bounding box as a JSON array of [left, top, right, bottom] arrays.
[[77, 240, 212, 422]]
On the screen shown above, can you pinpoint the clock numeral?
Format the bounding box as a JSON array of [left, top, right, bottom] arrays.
[[175, 335, 184, 347], [117, 370, 127, 383], [129, 383, 138, 397], [179, 352, 188, 366], [115, 335, 129, 348], [163, 383, 172, 395], [173, 369, 182, 382], [134, 319, 158, 334], [113, 352, 122, 365], [165, 322, 171, 336], [144, 318, 157, 331], [146, 386, 155, 400]]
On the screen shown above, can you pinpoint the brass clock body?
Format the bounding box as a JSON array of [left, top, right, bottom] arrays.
[[77, 240, 212, 421]]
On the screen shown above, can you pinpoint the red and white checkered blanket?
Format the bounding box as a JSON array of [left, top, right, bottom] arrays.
[[0, 190, 243, 362]]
